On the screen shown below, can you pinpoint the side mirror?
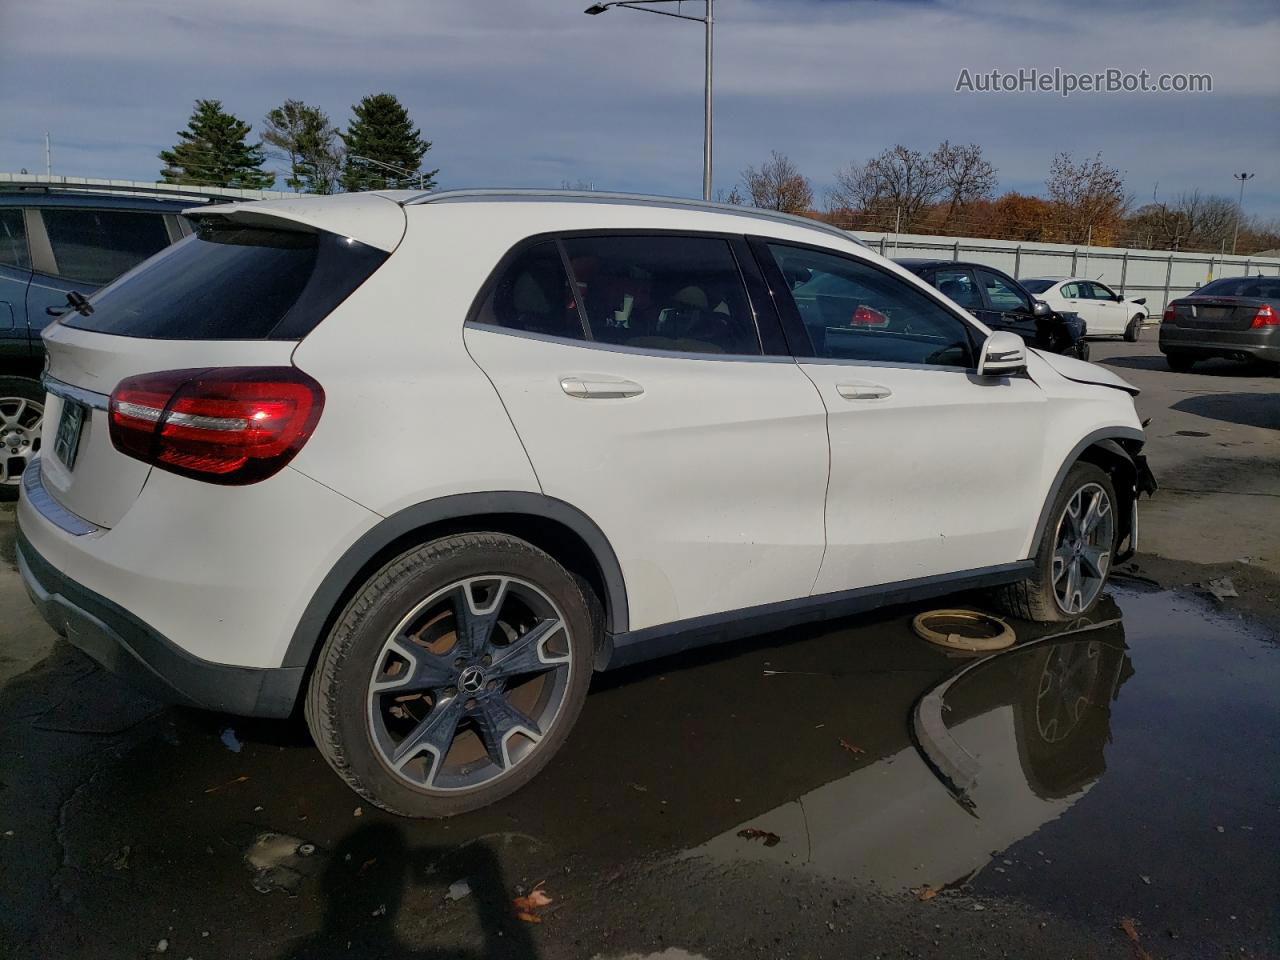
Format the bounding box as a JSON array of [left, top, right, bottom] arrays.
[[1032, 300, 1051, 318], [1132, 297, 1147, 306], [979, 331, 1027, 377]]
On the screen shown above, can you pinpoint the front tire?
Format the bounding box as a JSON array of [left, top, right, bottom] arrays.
[[0, 376, 44, 502], [305, 533, 597, 818], [997, 462, 1118, 622]]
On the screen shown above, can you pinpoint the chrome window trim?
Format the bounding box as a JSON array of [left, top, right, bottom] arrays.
[[21, 459, 103, 537], [465, 321, 796, 364], [794, 355, 975, 375], [42, 375, 110, 411]]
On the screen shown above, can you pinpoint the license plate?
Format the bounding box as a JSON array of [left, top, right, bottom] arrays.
[[54, 400, 87, 471]]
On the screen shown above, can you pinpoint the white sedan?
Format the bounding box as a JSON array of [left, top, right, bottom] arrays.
[[1022, 277, 1149, 341]]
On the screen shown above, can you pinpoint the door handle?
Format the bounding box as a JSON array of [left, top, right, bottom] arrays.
[[836, 382, 892, 401], [560, 376, 645, 399]]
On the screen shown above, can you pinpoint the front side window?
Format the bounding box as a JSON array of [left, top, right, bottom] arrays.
[[41, 208, 173, 285], [1085, 282, 1116, 301], [474, 241, 586, 340], [561, 235, 761, 356], [977, 269, 1031, 313], [932, 268, 982, 311], [768, 244, 975, 368], [0, 209, 30, 270]]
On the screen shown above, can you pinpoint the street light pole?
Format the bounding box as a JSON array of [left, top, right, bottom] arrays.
[[1231, 171, 1254, 256], [584, 0, 714, 201], [348, 154, 425, 191]]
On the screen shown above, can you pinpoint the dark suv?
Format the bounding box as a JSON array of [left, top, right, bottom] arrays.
[[0, 189, 206, 498], [895, 259, 1088, 360]]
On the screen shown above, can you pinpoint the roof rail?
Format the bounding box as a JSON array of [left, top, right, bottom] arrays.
[[0, 173, 293, 203], [403, 188, 862, 245]]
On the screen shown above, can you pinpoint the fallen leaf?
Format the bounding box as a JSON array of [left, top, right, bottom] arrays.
[[1118, 917, 1153, 960], [204, 775, 249, 794], [839, 739, 866, 755], [737, 828, 781, 847], [357, 857, 377, 876], [512, 881, 553, 922], [912, 885, 938, 902]]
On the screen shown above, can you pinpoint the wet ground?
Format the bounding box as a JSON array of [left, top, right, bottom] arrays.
[[2, 339, 1278, 959], [1, 577, 1277, 959]]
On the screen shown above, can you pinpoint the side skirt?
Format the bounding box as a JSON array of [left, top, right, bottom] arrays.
[[597, 560, 1034, 671]]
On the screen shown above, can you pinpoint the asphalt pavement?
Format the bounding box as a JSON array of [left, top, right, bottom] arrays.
[[1, 338, 1276, 960]]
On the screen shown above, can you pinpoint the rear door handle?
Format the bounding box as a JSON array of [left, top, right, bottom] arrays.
[[836, 382, 892, 401], [560, 376, 645, 399]]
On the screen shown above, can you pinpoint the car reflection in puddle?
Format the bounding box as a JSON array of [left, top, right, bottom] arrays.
[[689, 613, 1130, 893]]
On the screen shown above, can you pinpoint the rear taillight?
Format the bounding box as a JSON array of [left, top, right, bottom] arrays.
[[1162, 306, 1176, 324], [1251, 304, 1278, 328], [109, 367, 325, 485]]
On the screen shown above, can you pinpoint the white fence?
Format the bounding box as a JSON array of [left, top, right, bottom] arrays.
[[850, 230, 1280, 313]]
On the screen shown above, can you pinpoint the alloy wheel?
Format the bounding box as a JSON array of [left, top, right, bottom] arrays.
[[366, 575, 574, 792], [0, 395, 43, 488], [1051, 482, 1114, 615]]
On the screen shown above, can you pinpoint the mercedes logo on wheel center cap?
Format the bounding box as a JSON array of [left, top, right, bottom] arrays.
[[458, 665, 486, 694]]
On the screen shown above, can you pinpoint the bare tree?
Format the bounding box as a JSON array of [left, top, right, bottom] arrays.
[[933, 141, 996, 227], [829, 145, 944, 233], [741, 151, 813, 214], [1046, 152, 1128, 243], [1126, 190, 1240, 251]]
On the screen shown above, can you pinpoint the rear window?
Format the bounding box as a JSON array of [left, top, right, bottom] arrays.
[[1020, 279, 1055, 294], [1194, 276, 1280, 299], [64, 220, 387, 340], [42, 208, 172, 285]]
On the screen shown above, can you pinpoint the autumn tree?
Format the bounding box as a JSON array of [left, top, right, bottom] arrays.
[[741, 151, 813, 214], [982, 192, 1056, 241], [263, 100, 343, 194], [341, 93, 436, 192], [160, 100, 275, 189], [1046, 152, 1127, 244]]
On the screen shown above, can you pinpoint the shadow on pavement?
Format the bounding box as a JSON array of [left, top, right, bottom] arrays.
[[285, 824, 539, 960], [1100, 354, 1275, 378], [1169, 392, 1280, 431]]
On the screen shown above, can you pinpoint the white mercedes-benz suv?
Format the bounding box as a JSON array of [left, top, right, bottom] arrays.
[[17, 190, 1155, 817]]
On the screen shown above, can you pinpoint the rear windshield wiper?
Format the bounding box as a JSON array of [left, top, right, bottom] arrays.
[[65, 290, 94, 317]]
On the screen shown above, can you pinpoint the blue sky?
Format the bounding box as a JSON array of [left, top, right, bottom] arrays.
[[2, 0, 1278, 220]]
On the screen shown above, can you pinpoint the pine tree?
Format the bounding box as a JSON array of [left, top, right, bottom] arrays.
[[160, 100, 275, 189], [340, 93, 436, 192], [264, 100, 342, 194]]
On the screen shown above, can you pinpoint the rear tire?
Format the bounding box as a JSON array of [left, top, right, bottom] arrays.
[[305, 533, 597, 818], [1124, 316, 1142, 342], [996, 462, 1118, 623], [0, 376, 45, 502], [1165, 351, 1196, 372]]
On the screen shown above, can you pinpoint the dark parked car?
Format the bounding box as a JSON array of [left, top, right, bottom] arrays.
[[895, 259, 1088, 360], [1159, 275, 1280, 373], [0, 188, 210, 498]]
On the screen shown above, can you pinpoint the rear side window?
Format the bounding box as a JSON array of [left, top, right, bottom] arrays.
[[41, 208, 172, 285], [0, 209, 31, 270], [64, 221, 388, 340], [474, 241, 586, 340], [562, 235, 761, 355]]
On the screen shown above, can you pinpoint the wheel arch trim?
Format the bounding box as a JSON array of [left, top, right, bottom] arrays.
[[1027, 427, 1146, 561], [282, 491, 630, 669]]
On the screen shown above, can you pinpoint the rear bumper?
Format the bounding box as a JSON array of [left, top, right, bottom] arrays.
[[1159, 325, 1280, 362], [17, 528, 302, 716]]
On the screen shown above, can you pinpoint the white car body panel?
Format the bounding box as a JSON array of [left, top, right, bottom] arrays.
[[802, 361, 1049, 591]]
